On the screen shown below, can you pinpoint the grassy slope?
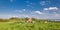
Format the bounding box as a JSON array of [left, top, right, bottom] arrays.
[[0, 18, 60, 30]]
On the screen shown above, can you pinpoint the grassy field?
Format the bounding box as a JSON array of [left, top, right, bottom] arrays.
[[0, 17, 60, 30]]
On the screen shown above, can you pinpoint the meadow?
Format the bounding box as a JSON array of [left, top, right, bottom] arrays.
[[0, 17, 60, 30]]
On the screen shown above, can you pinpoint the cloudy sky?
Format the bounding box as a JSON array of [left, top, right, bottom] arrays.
[[0, 0, 60, 19]]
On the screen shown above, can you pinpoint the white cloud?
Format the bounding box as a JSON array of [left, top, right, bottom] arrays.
[[44, 7, 58, 11], [23, 15, 29, 18], [44, 8, 48, 10], [40, 1, 46, 5], [9, 0, 15, 2], [40, 1, 50, 5], [34, 11, 43, 14], [0, 14, 20, 19], [23, 9, 26, 11], [15, 10, 22, 13], [25, 1, 30, 3], [48, 14, 60, 19], [9, 0, 13, 2], [26, 5, 31, 7], [54, 12, 60, 17], [0, 14, 12, 19], [52, 12, 60, 17], [49, 7, 58, 10], [15, 9, 26, 13]]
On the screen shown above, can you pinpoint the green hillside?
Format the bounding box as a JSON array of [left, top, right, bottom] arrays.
[[0, 17, 60, 30]]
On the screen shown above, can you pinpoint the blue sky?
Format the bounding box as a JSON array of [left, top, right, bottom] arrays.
[[0, 0, 60, 19]]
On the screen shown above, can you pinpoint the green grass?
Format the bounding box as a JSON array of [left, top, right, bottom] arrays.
[[0, 18, 60, 30]]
